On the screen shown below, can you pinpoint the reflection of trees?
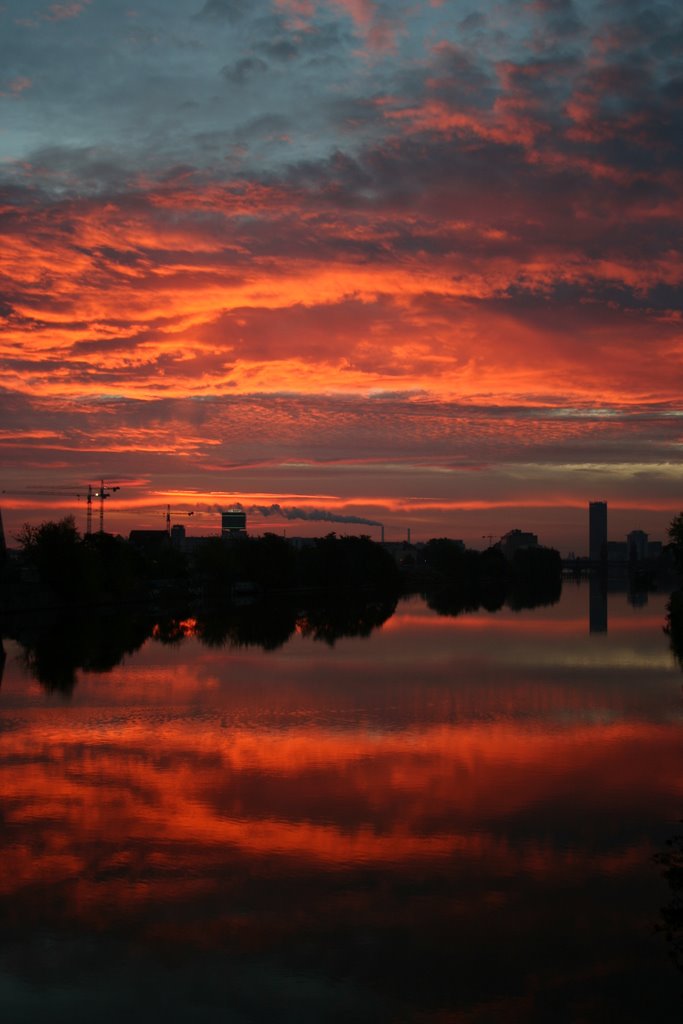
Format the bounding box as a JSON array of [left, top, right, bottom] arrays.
[[655, 820, 683, 974], [4, 593, 399, 692], [424, 584, 496, 619], [424, 577, 560, 619], [419, 542, 562, 618], [9, 611, 153, 694], [297, 594, 397, 646], [665, 590, 683, 669], [507, 574, 562, 611], [194, 602, 297, 651]]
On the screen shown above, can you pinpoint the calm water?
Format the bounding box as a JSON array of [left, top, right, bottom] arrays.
[[1, 582, 682, 1022]]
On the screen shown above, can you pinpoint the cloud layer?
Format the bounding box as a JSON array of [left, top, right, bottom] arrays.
[[1, 0, 682, 548]]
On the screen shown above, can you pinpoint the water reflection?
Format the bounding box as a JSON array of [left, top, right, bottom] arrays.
[[589, 573, 608, 633], [2, 594, 399, 694], [656, 819, 683, 977], [666, 589, 683, 670], [0, 585, 681, 1022]]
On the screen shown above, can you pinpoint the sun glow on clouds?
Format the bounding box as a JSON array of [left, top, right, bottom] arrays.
[[1, 0, 682, 544]]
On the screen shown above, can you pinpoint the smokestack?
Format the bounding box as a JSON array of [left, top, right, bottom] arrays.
[[381, 524, 385, 544], [407, 527, 411, 544]]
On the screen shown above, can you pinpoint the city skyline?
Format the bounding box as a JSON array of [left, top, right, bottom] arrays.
[[0, 489, 670, 558], [1, 1, 682, 551]]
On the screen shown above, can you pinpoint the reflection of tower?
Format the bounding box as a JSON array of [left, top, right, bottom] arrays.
[[589, 501, 607, 562], [627, 587, 648, 609], [589, 573, 608, 634]]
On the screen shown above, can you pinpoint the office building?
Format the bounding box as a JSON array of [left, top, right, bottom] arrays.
[[499, 529, 538, 558], [222, 508, 247, 536], [627, 530, 648, 561], [589, 502, 607, 562]]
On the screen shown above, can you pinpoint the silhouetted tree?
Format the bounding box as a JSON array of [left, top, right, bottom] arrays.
[[655, 820, 683, 974], [299, 534, 399, 591], [422, 539, 469, 578], [665, 590, 683, 670], [668, 513, 683, 575], [508, 546, 562, 609], [17, 516, 84, 599]]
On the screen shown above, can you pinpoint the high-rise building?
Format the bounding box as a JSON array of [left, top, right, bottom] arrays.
[[0, 506, 6, 562], [221, 508, 247, 537], [589, 501, 607, 562]]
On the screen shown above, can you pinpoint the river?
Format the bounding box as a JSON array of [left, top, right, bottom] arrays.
[[0, 580, 681, 1022]]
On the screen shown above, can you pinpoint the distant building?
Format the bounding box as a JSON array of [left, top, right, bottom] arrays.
[[647, 540, 662, 560], [0, 506, 6, 562], [499, 529, 538, 558], [170, 524, 186, 546], [627, 530, 648, 562], [129, 530, 169, 550], [589, 502, 607, 562], [221, 508, 247, 537], [606, 541, 628, 562]]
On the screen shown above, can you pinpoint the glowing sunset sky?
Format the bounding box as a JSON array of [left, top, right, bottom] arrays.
[[1, 0, 681, 550]]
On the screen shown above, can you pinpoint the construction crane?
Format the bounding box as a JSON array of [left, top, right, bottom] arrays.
[[93, 480, 120, 534], [77, 484, 94, 535], [165, 505, 194, 536]]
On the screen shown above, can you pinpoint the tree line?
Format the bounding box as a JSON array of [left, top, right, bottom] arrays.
[[1, 517, 569, 605]]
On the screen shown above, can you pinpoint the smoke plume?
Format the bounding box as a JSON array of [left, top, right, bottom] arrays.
[[247, 503, 382, 528]]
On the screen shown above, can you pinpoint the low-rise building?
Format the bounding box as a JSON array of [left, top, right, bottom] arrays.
[[499, 529, 538, 559]]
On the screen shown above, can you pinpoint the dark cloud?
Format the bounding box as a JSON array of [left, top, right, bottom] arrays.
[[459, 12, 487, 32], [426, 42, 497, 109], [194, 0, 246, 21], [221, 56, 269, 85], [528, 0, 585, 48], [256, 38, 300, 62]]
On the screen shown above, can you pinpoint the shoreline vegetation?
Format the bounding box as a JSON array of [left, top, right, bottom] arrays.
[[0, 512, 679, 688], [665, 513, 683, 671], [1, 513, 682, 692], [0, 516, 566, 615], [0, 515, 561, 692]]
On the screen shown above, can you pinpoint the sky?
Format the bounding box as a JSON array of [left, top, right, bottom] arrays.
[[1, 0, 682, 553]]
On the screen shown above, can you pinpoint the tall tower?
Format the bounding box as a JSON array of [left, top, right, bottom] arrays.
[[589, 501, 607, 562], [0, 505, 6, 563]]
